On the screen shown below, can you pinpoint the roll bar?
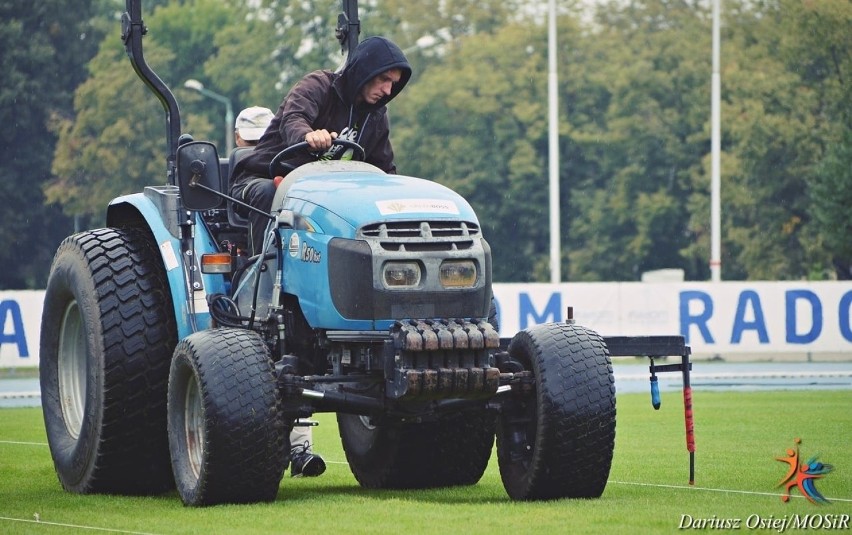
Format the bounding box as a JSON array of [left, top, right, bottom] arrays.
[[121, 0, 182, 186]]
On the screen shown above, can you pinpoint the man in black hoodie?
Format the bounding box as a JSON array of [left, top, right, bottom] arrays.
[[231, 36, 412, 255]]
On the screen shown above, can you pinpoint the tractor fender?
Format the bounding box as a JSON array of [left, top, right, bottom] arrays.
[[107, 189, 224, 338]]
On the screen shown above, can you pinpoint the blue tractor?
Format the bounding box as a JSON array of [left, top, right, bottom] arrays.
[[39, 0, 687, 506]]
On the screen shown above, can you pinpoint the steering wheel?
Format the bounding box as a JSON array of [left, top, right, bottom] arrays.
[[268, 139, 366, 178]]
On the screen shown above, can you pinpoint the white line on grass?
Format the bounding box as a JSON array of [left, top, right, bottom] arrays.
[[0, 440, 47, 446], [0, 516, 160, 535], [610, 480, 852, 503]]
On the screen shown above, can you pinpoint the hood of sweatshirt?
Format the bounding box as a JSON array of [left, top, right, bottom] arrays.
[[337, 36, 412, 110]]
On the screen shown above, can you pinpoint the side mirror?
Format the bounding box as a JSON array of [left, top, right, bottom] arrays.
[[176, 141, 222, 211]]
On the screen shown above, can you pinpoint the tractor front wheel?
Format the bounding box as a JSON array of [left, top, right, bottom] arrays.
[[496, 322, 616, 500], [168, 328, 287, 506]]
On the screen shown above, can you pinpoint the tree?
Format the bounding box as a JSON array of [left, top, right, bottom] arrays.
[[40, 0, 850, 284], [47, 0, 235, 218], [778, 0, 852, 279], [705, 0, 848, 280], [570, 0, 848, 281], [0, 0, 112, 288], [811, 129, 852, 279], [562, 0, 714, 280], [394, 21, 564, 282], [204, 0, 528, 114]]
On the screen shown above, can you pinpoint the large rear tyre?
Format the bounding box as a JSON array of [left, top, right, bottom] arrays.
[[168, 328, 287, 506], [338, 409, 494, 489], [39, 228, 177, 494], [497, 322, 616, 500]]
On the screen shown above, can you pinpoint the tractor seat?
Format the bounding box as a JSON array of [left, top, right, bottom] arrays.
[[223, 146, 254, 230]]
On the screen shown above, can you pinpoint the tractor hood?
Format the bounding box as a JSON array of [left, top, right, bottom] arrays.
[[281, 162, 479, 236]]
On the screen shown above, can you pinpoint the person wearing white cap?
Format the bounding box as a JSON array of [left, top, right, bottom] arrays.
[[232, 105, 328, 478], [234, 106, 275, 147]]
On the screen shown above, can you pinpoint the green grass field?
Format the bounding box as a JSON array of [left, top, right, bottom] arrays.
[[2, 390, 850, 534]]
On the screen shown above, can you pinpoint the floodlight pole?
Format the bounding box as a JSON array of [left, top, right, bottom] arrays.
[[710, 0, 722, 282], [548, 0, 561, 283]]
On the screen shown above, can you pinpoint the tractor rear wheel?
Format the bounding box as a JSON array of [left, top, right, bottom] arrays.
[[496, 322, 616, 500], [338, 409, 494, 489], [40, 227, 177, 494]]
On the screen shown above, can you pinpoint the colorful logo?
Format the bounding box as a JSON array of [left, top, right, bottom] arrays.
[[776, 438, 834, 504]]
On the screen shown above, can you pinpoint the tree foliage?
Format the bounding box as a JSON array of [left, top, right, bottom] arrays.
[[563, 0, 713, 280], [0, 0, 114, 289], [7, 0, 848, 288], [394, 22, 556, 281], [780, 0, 852, 279], [47, 0, 229, 217]]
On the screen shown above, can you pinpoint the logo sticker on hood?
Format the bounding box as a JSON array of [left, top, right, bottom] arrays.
[[376, 199, 460, 215]]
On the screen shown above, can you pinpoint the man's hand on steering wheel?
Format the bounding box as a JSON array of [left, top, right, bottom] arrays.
[[304, 129, 337, 151], [268, 138, 367, 179]]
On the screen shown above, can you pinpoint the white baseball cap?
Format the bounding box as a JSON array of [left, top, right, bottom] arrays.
[[235, 106, 274, 141]]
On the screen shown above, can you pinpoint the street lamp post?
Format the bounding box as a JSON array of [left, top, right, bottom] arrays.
[[184, 79, 234, 154]]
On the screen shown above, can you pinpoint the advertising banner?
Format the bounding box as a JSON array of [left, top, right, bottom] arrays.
[[3, 282, 851, 368], [1, 291, 45, 369], [493, 282, 852, 356]]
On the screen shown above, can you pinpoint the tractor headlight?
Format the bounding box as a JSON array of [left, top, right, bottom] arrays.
[[382, 261, 422, 288], [439, 260, 477, 288]]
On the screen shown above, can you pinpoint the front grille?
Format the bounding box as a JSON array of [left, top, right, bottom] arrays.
[[359, 220, 480, 252]]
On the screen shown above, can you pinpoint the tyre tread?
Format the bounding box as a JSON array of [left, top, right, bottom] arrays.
[[41, 227, 177, 494], [498, 322, 616, 500], [170, 328, 286, 505]]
